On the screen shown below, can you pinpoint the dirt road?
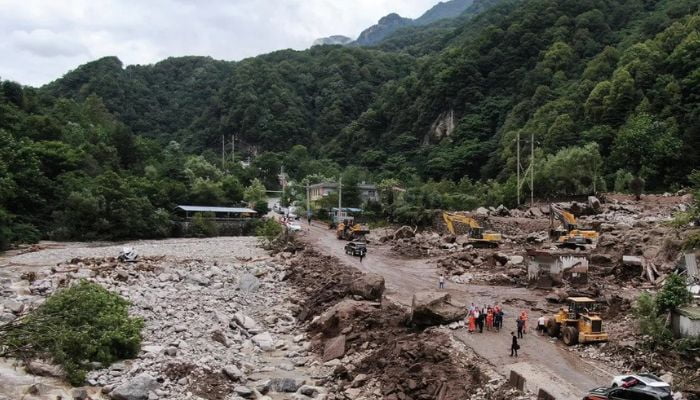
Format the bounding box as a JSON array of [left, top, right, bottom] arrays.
[[301, 222, 618, 399]]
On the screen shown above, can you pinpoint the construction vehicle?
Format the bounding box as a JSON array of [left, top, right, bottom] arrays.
[[442, 212, 502, 248], [336, 218, 370, 241], [546, 297, 608, 345], [549, 204, 599, 249]]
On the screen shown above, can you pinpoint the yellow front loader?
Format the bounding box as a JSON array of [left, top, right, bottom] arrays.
[[546, 297, 609, 345]]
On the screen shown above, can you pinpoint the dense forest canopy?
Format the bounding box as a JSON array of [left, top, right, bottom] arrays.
[[1, 0, 699, 248]]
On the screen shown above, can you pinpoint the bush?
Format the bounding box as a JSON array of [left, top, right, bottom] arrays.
[[613, 169, 633, 192], [634, 292, 673, 348], [253, 200, 269, 216], [190, 212, 218, 237], [0, 281, 143, 385], [255, 218, 283, 244], [656, 273, 692, 313], [630, 176, 645, 200]]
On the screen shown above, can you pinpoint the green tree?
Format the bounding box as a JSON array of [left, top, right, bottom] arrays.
[[244, 178, 267, 204]]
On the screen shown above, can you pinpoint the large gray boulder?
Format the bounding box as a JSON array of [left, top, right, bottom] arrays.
[[350, 273, 385, 301], [411, 291, 467, 327], [322, 335, 346, 361], [110, 373, 159, 400]]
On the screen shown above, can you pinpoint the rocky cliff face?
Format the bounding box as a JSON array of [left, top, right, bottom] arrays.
[[355, 13, 413, 46]]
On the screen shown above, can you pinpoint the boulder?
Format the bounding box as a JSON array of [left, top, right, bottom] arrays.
[[323, 335, 346, 361], [588, 196, 601, 212], [239, 273, 260, 293], [495, 205, 510, 216], [233, 385, 254, 398], [26, 360, 65, 378], [509, 255, 524, 265], [3, 299, 24, 314], [493, 253, 509, 265], [475, 207, 489, 216], [232, 312, 262, 333], [591, 254, 613, 264], [310, 300, 378, 334], [349, 273, 385, 301], [411, 291, 467, 327], [251, 332, 275, 351], [223, 365, 245, 381], [270, 377, 304, 393], [111, 373, 159, 400]]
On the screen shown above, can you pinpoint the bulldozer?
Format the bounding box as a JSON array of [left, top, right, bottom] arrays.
[[442, 212, 502, 248], [336, 218, 370, 241], [546, 297, 609, 345], [549, 204, 599, 249]]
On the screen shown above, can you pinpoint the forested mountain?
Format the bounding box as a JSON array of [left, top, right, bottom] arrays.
[[414, 0, 474, 25], [2, 0, 700, 248]]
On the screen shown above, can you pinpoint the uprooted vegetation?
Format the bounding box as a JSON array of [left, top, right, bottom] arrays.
[[0, 280, 143, 385]]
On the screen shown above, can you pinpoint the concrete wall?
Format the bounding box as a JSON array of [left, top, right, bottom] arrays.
[[671, 312, 700, 338]]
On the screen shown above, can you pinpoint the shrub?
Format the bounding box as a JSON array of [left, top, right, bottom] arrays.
[[255, 218, 283, 244], [190, 212, 218, 237], [613, 169, 633, 192], [656, 273, 692, 313], [0, 281, 143, 385], [253, 200, 269, 216], [634, 292, 673, 348], [630, 176, 645, 200]]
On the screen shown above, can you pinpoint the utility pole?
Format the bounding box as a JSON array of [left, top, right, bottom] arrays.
[[516, 131, 520, 206], [530, 131, 534, 207], [338, 178, 342, 221], [231, 134, 235, 164], [306, 181, 311, 224], [221, 135, 225, 170]]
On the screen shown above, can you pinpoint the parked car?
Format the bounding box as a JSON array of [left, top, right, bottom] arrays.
[[344, 241, 367, 257], [611, 374, 671, 393], [286, 221, 302, 232], [583, 386, 673, 400]]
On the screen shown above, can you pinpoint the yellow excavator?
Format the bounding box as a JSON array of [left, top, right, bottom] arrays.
[[336, 218, 370, 241], [442, 212, 502, 248], [549, 204, 599, 249], [546, 297, 609, 345]]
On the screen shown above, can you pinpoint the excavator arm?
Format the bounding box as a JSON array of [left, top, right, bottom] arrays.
[[550, 204, 577, 231]]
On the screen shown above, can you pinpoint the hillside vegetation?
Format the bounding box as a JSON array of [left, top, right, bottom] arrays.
[[1, 0, 699, 247]]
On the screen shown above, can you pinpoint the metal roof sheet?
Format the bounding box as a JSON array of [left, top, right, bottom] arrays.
[[175, 205, 257, 213]]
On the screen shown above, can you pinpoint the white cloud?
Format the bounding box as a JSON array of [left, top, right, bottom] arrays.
[[0, 0, 436, 86]]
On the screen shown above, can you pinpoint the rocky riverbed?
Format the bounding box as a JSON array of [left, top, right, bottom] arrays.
[[0, 238, 332, 400]]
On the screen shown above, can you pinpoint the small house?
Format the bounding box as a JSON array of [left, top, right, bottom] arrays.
[[671, 306, 700, 338]]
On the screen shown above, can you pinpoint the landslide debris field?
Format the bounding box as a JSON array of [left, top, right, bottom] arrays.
[[0, 193, 698, 400]]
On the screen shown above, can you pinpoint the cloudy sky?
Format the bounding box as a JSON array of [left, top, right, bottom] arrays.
[[0, 0, 437, 86]]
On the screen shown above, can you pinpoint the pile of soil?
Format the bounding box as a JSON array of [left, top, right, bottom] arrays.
[[286, 249, 362, 321], [286, 248, 496, 400]]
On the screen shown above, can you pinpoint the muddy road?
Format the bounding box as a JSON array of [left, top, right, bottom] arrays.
[[300, 221, 618, 398]]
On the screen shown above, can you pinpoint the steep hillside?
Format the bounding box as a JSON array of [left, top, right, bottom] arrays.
[[40, 0, 700, 193], [415, 0, 474, 25]]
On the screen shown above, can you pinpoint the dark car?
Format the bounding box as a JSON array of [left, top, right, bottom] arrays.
[[583, 386, 673, 400], [344, 241, 367, 256]]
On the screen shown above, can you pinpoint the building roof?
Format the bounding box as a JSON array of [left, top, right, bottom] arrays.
[[309, 182, 376, 190], [331, 207, 363, 213], [175, 205, 257, 214]]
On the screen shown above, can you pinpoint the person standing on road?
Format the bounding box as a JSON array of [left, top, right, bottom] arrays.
[[486, 308, 494, 331], [468, 311, 476, 333], [494, 308, 503, 332], [516, 317, 524, 339], [478, 310, 485, 333], [537, 315, 546, 335], [438, 275, 445, 289], [510, 332, 519, 357], [359, 251, 365, 263], [520, 310, 529, 334]]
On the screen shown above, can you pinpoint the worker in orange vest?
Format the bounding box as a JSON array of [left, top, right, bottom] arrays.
[[520, 310, 529, 334]]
